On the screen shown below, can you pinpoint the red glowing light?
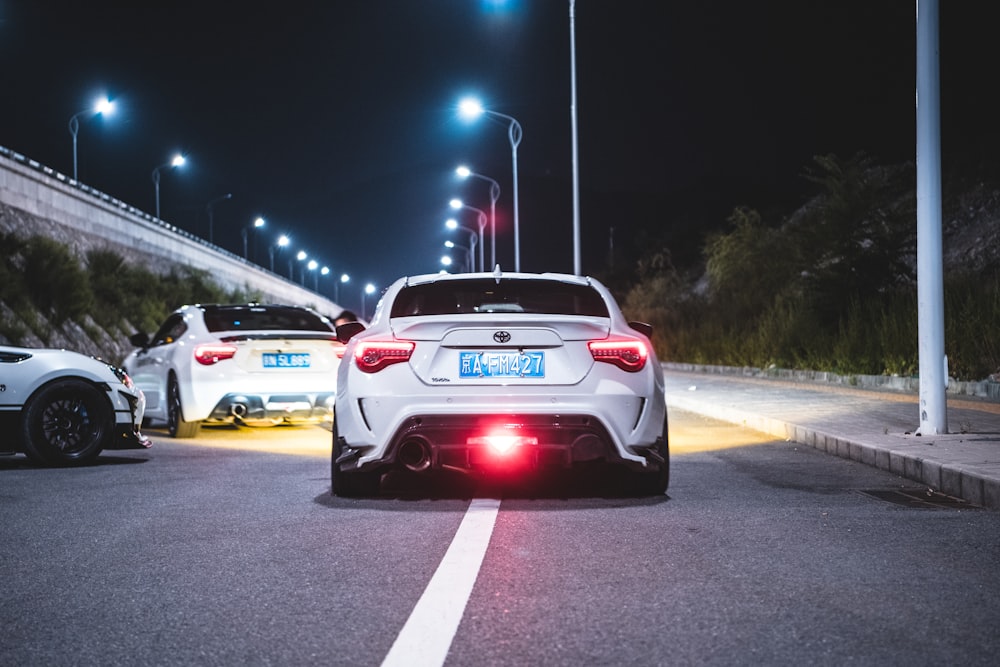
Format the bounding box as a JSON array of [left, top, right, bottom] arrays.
[[354, 340, 414, 373], [588, 339, 648, 372], [467, 434, 538, 455], [194, 344, 237, 365]]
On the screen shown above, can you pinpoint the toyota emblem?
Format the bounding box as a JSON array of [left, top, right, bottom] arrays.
[[493, 330, 512, 344]]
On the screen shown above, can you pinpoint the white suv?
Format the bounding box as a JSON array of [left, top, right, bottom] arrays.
[[124, 304, 342, 437], [332, 270, 668, 496]]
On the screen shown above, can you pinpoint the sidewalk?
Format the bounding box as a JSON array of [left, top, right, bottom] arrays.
[[661, 364, 1000, 510]]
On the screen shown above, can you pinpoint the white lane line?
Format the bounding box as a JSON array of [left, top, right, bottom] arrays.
[[380, 497, 501, 667]]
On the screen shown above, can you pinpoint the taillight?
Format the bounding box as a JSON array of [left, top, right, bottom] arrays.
[[194, 344, 238, 366], [354, 340, 414, 373], [588, 339, 648, 372]]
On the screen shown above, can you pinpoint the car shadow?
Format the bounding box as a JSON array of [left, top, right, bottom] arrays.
[[315, 467, 671, 510]]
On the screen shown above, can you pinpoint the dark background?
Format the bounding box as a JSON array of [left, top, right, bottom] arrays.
[[1, 1, 996, 311]]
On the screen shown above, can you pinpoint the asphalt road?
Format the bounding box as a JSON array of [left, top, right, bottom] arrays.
[[2, 410, 998, 666]]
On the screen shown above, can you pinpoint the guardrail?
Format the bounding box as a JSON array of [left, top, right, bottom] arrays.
[[0, 144, 270, 277]]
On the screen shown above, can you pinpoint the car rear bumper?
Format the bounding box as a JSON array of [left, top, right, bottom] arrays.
[[207, 392, 334, 426], [339, 412, 664, 474]]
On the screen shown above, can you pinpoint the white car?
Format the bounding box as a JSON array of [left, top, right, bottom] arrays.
[[0, 345, 149, 466], [332, 269, 668, 497], [124, 304, 342, 438]]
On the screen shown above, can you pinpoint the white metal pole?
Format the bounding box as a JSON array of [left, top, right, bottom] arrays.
[[916, 0, 947, 434], [570, 0, 582, 275]]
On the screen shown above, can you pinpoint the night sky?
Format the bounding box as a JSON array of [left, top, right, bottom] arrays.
[[1, 1, 996, 312]]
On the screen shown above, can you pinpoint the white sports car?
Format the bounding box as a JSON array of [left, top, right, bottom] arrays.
[[123, 304, 342, 438], [0, 345, 149, 466], [332, 269, 668, 497]]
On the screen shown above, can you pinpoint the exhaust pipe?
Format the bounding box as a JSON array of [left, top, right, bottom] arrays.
[[398, 439, 432, 472], [230, 403, 248, 418]]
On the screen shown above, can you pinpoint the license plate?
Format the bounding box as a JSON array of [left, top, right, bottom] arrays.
[[262, 352, 311, 368], [459, 351, 544, 378]]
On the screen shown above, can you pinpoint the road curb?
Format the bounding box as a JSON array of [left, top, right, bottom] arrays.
[[666, 391, 1000, 510]]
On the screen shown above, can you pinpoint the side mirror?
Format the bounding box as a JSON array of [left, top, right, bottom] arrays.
[[336, 321, 366, 344], [628, 321, 653, 338], [129, 332, 151, 348]]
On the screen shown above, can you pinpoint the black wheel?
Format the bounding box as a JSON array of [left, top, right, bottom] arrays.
[[167, 375, 200, 438], [21, 379, 111, 466], [634, 417, 670, 496], [331, 420, 380, 497]]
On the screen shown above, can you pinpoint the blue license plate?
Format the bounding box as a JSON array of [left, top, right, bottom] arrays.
[[459, 351, 544, 378], [262, 352, 311, 368]]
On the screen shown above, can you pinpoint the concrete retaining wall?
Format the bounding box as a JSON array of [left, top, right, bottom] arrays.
[[0, 146, 343, 316]]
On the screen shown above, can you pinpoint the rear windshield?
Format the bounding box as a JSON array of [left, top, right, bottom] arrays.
[[390, 279, 609, 317], [202, 306, 334, 333]]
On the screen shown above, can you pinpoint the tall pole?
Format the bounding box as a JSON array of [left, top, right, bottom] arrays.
[[569, 0, 582, 275], [152, 168, 162, 220], [508, 118, 522, 271], [69, 115, 81, 182], [916, 0, 947, 435]]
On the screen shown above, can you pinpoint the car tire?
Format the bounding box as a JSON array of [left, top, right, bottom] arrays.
[[331, 421, 381, 497], [20, 379, 110, 466], [167, 375, 201, 439], [634, 418, 670, 496]]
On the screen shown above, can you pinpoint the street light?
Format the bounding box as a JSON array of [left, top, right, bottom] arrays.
[[269, 234, 289, 273], [68, 97, 114, 182], [308, 259, 319, 290], [445, 218, 478, 273], [242, 216, 265, 261], [205, 193, 232, 245], [449, 198, 487, 271], [336, 273, 350, 304], [456, 165, 500, 269], [458, 97, 522, 271], [294, 250, 307, 283], [444, 239, 473, 273], [361, 283, 376, 320], [151, 153, 186, 220]]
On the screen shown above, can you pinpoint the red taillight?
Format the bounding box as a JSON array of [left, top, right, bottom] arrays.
[[588, 339, 648, 372], [354, 340, 414, 373], [467, 434, 539, 455], [194, 344, 238, 366]]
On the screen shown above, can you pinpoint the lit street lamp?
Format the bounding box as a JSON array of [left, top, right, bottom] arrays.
[[294, 250, 307, 283], [242, 216, 265, 261], [205, 193, 232, 245], [444, 239, 473, 273], [68, 97, 114, 182], [308, 259, 319, 290], [151, 154, 186, 220], [269, 234, 289, 273], [361, 283, 376, 320], [458, 97, 522, 271], [336, 273, 349, 304], [456, 165, 500, 269], [449, 198, 487, 271]]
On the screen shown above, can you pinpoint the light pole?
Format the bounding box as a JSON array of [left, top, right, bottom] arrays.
[[269, 234, 289, 273], [336, 273, 350, 304], [444, 239, 473, 273], [449, 199, 487, 271], [456, 166, 500, 269], [569, 0, 582, 275], [242, 216, 265, 261], [152, 154, 186, 220], [446, 217, 479, 273], [308, 259, 319, 290], [294, 250, 307, 283], [68, 97, 114, 182], [205, 193, 232, 245], [361, 283, 376, 320], [319, 265, 330, 293], [459, 97, 522, 271]]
